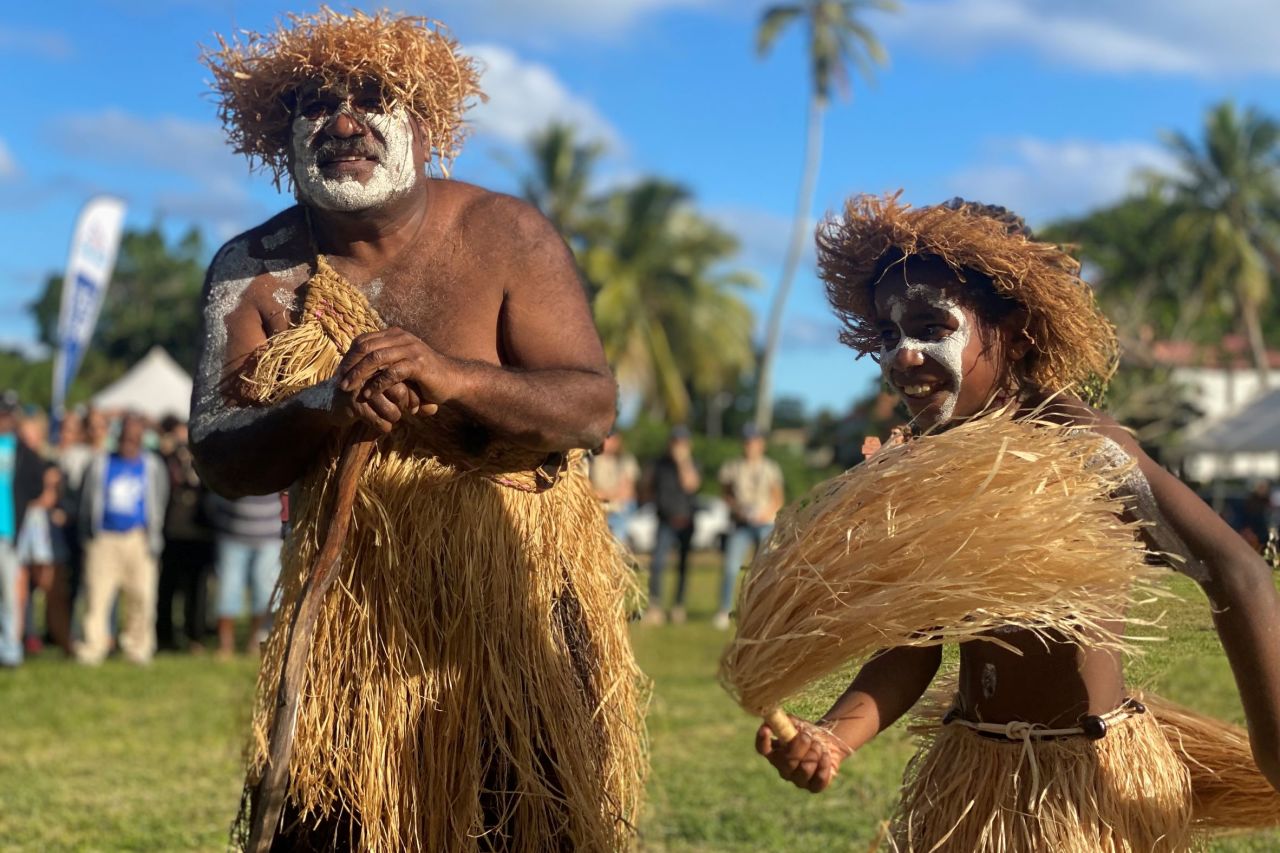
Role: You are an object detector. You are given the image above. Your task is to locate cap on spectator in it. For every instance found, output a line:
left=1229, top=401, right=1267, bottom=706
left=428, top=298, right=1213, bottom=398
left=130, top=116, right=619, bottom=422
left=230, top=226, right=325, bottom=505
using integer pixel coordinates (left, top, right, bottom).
left=670, top=424, right=691, bottom=441
left=0, top=390, right=19, bottom=415
left=742, top=422, right=765, bottom=440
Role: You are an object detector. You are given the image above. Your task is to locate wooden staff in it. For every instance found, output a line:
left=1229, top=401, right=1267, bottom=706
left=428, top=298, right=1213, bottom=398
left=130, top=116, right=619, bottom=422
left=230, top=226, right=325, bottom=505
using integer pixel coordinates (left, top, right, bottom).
left=246, top=432, right=376, bottom=851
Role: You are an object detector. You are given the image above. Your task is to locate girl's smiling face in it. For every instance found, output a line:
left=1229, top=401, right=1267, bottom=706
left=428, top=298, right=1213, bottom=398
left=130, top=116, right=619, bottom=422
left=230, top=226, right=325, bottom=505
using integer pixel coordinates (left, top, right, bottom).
left=872, top=256, right=1018, bottom=428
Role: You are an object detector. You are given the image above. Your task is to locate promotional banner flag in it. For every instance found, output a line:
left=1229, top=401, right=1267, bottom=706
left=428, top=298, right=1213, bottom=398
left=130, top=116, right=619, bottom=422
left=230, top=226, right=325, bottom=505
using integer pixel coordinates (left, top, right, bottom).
left=51, top=196, right=126, bottom=420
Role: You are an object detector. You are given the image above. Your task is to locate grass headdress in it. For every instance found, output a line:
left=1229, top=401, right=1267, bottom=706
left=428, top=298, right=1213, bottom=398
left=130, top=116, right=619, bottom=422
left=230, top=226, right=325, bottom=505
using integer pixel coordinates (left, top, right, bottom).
left=202, top=7, right=484, bottom=186
left=818, top=193, right=1118, bottom=404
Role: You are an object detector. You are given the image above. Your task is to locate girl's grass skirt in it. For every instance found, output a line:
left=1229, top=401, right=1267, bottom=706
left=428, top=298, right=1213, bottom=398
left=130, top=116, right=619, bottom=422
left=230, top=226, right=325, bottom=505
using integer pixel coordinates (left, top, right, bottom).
left=891, top=695, right=1280, bottom=852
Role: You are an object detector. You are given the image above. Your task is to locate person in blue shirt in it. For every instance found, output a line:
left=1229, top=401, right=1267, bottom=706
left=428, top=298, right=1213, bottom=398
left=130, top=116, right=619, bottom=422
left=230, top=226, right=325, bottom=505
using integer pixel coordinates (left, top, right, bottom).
left=75, top=413, right=168, bottom=665
left=0, top=393, right=46, bottom=667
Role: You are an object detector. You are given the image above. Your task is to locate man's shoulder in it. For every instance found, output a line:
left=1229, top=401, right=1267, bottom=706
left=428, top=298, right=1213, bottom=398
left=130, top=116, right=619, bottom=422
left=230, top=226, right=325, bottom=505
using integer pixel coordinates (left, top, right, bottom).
left=207, top=208, right=309, bottom=281
left=442, top=180, right=559, bottom=244
left=205, top=208, right=312, bottom=313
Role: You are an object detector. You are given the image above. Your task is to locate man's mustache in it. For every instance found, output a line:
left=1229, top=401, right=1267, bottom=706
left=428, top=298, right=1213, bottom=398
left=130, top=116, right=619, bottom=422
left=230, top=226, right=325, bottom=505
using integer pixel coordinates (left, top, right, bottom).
left=313, top=137, right=384, bottom=162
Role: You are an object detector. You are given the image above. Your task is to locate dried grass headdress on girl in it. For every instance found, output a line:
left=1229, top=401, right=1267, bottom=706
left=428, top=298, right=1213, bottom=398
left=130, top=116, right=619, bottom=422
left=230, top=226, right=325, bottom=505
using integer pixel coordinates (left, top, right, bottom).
left=817, top=193, right=1119, bottom=404
left=202, top=7, right=485, bottom=186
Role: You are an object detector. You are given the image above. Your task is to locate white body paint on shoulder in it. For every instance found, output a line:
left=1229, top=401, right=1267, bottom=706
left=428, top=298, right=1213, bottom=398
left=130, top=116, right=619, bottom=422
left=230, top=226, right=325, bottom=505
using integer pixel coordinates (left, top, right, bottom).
left=1089, top=434, right=1211, bottom=584
left=290, top=108, right=418, bottom=212
left=190, top=228, right=321, bottom=444
left=272, top=288, right=298, bottom=312
left=881, top=285, right=972, bottom=424
left=261, top=224, right=295, bottom=252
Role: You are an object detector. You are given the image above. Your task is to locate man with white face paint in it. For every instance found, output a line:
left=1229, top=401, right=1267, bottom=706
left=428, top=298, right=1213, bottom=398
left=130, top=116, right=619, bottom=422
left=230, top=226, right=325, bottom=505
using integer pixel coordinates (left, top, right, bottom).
left=197, top=10, right=646, bottom=851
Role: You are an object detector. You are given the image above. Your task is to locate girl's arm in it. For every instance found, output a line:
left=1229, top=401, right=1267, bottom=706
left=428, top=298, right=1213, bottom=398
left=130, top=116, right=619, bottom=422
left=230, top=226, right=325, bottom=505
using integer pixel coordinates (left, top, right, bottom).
left=755, top=644, right=942, bottom=793
left=1081, top=409, right=1280, bottom=790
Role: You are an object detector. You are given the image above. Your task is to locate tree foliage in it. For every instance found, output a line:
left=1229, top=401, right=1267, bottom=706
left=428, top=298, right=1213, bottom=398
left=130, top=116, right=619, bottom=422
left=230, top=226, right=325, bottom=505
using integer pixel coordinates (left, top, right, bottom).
left=521, top=127, right=757, bottom=424
left=12, top=225, right=208, bottom=409
left=752, top=0, right=897, bottom=431
left=29, top=225, right=208, bottom=376
left=1043, top=100, right=1280, bottom=444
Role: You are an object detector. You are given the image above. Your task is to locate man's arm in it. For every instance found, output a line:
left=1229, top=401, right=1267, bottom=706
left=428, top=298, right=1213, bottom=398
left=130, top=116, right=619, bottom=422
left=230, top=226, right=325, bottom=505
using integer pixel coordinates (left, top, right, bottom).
left=719, top=462, right=738, bottom=515
left=764, top=462, right=785, bottom=522
left=188, top=238, right=344, bottom=498
left=341, top=197, right=616, bottom=453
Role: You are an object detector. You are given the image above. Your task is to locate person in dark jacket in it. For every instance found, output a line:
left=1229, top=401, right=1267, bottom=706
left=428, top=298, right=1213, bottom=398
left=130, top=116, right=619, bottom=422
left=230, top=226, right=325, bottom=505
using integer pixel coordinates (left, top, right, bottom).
left=0, top=392, right=46, bottom=667
left=156, top=417, right=215, bottom=653
left=642, top=425, right=701, bottom=625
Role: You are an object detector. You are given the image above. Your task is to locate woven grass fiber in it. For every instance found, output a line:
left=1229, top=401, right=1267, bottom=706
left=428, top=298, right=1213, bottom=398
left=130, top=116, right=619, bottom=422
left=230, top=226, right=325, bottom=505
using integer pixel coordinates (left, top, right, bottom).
left=720, top=411, right=1162, bottom=720
left=233, top=257, right=648, bottom=851
left=1147, top=695, right=1280, bottom=832
left=892, top=703, right=1194, bottom=852
left=203, top=7, right=484, bottom=186
left=817, top=193, right=1117, bottom=405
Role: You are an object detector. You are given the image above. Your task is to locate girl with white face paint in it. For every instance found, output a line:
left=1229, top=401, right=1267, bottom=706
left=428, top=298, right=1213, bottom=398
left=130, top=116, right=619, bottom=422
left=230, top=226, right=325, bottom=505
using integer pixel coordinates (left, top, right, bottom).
left=751, top=194, right=1280, bottom=852
left=870, top=254, right=1021, bottom=430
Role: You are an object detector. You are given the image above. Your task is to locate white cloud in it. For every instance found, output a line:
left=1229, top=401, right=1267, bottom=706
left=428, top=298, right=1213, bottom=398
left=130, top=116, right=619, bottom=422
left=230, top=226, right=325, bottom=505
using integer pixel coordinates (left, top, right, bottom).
left=886, top=0, right=1280, bottom=77
left=0, top=25, right=73, bottom=61
left=466, top=44, right=620, bottom=148
left=708, top=205, right=816, bottom=273
left=430, top=0, right=719, bottom=39
left=46, top=110, right=266, bottom=237
left=48, top=110, right=235, bottom=179
left=0, top=138, right=16, bottom=180
left=946, top=137, right=1178, bottom=224
left=782, top=314, right=842, bottom=349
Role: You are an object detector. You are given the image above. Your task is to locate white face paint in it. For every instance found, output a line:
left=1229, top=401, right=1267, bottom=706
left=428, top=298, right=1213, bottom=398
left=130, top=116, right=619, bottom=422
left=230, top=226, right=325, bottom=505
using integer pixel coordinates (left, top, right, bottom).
left=879, top=283, right=972, bottom=425
left=290, top=106, right=419, bottom=212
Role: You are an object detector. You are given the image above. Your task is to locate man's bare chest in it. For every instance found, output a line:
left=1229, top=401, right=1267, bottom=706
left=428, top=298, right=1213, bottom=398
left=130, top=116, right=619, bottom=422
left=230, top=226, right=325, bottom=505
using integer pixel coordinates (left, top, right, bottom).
left=266, top=252, right=501, bottom=360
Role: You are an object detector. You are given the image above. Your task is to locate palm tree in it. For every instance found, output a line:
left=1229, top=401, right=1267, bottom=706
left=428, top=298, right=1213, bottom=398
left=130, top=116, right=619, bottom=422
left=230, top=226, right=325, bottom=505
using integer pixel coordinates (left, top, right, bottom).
left=752, top=0, right=898, bottom=431
left=580, top=180, right=756, bottom=422
left=519, top=122, right=605, bottom=250
left=1158, top=101, right=1280, bottom=384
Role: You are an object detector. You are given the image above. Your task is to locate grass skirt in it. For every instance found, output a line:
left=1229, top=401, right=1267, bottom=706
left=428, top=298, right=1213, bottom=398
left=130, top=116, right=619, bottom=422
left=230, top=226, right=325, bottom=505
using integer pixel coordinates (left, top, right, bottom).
left=891, top=704, right=1194, bottom=852
left=233, top=258, right=648, bottom=850
left=891, top=695, right=1280, bottom=852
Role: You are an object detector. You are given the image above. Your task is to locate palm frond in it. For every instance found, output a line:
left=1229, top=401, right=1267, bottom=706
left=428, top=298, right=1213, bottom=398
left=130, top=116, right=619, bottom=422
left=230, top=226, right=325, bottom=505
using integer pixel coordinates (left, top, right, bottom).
left=756, top=5, right=804, bottom=57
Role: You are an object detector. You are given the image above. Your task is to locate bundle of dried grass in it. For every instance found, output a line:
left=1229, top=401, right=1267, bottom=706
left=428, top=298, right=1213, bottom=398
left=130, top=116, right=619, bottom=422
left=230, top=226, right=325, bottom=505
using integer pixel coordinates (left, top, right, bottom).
left=891, top=709, right=1195, bottom=852
left=1146, top=695, right=1280, bottom=832
left=817, top=193, right=1117, bottom=404
left=720, top=412, right=1160, bottom=721
left=202, top=7, right=484, bottom=185
left=231, top=259, right=648, bottom=851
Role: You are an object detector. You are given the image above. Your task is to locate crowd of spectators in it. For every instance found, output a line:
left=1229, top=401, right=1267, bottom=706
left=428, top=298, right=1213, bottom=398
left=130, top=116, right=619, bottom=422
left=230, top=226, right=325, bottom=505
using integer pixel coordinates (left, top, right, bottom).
left=590, top=424, right=786, bottom=630
left=0, top=392, right=284, bottom=668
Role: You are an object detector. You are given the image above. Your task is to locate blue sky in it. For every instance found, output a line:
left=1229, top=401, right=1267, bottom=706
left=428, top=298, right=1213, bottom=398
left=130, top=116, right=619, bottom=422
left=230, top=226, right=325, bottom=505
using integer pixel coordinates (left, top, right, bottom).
left=3, top=0, right=1279, bottom=415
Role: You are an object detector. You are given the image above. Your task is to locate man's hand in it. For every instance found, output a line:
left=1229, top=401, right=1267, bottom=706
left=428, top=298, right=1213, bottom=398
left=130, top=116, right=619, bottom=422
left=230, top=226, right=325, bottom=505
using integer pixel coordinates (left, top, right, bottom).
left=755, top=715, right=853, bottom=793
left=336, top=328, right=455, bottom=432
left=333, top=379, right=431, bottom=434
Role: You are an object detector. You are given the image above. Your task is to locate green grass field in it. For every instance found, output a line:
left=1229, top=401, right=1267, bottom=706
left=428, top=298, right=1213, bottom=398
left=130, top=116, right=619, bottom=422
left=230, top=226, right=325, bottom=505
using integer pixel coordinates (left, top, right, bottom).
left=1, top=555, right=1277, bottom=851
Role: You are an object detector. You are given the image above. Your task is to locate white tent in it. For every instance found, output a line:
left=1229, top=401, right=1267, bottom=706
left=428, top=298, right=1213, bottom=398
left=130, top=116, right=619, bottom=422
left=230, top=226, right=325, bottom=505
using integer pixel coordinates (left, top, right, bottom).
left=92, top=346, right=192, bottom=421
left=1186, top=387, right=1280, bottom=454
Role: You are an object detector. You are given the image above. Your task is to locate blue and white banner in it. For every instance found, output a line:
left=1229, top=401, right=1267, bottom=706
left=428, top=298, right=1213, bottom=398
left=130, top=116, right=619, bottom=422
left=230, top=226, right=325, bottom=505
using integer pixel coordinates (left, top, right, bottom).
left=51, top=196, right=126, bottom=419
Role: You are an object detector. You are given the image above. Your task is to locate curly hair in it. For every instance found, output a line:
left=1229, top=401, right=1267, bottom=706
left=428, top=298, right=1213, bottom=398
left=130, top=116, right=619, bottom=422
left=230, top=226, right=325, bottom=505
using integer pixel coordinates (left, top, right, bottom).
left=202, top=7, right=484, bottom=187
left=817, top=193, right=1118, bottom=404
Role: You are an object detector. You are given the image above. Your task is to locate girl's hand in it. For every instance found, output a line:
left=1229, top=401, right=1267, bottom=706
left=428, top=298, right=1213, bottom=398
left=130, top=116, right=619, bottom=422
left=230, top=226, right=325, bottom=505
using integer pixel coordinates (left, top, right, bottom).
left=755, top=715, right=853, bottom=793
